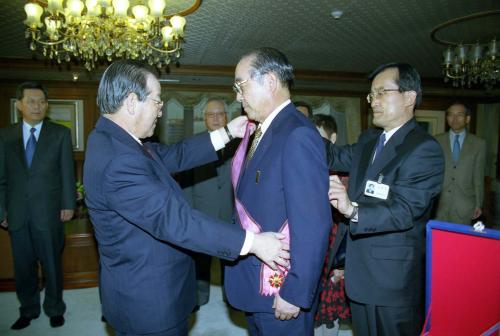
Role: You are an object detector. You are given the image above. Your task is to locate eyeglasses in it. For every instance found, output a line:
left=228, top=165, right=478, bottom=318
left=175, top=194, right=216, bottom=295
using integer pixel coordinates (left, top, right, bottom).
left=205, top=112, right=226, bottom=120
left=232, top=79, right=249, bottom=95
left=366, top=89, right=400, bottom=103
left=147, top=97, right=164, bottom=108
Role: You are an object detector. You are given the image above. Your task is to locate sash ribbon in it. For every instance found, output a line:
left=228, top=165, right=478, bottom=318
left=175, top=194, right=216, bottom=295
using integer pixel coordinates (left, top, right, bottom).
left=231, top=122, right=290, bottom=296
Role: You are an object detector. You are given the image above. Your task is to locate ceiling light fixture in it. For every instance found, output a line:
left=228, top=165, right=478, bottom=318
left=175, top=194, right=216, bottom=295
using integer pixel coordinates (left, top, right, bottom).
left=431, top=10, right=500, bottom=89
left=23, top=0, right=201, bottom=71
left=331, top=10, right=343, bottom=20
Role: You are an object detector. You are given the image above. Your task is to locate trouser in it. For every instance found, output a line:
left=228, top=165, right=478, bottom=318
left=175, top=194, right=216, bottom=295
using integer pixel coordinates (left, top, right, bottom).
left=349, top=299, right=423, bottom=336
left=115, top=318, right=188, bottom=336
left=10, top=220, right=66, bottom=318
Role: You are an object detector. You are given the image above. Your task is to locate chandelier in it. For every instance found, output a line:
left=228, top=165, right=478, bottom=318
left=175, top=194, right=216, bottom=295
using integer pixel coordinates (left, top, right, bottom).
left=23, top=0, right=201, bottom=70
left=431, top=10, right=500, bottom=89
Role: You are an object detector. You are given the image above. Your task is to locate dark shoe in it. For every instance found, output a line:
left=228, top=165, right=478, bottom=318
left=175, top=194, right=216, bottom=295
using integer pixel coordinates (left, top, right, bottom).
left=11, top=315, right=38, bottom=330
left=50, top=315, right=65, bottom=328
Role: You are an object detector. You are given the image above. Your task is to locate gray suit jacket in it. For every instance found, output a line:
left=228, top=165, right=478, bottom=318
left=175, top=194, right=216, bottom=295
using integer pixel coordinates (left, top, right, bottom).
left=0, top=121, right=75, bottom=231
left=181, top=141, right=237, bottom=222
left=434, top=131, right=486, bottom=224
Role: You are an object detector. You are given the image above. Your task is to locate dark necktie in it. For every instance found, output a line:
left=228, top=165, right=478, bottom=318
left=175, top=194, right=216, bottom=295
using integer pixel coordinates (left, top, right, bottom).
left=25, top=127, right=37, bottom=167
left=452, top=134, right=460, bottom=164
left=247, top=126, right=263, bottom=160
left=143, top=145, right=154, bottom=159
left=372, top=132, right=386, bottom=163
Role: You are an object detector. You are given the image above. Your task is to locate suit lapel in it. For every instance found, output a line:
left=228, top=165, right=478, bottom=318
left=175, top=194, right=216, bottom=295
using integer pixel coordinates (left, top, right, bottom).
left=30, top=121, right=53, bottom=170
left=245, top=128, right=273, bottom=173
left=440, top=134, right=453, bottom=163
left=460, top=133, right=473, bottom=162
left=11, top=123, right=28, bottom=169
left=97, top=118, right=180, bottom=191
left=352, top=134, right=379, bottom=195
left=367, top=135, right=398, bottom=177
left=354, top=119, right=418, bottom=199
left=143, top=142, right=163, bottom=166
left=238, top=107, right=291, bottom=195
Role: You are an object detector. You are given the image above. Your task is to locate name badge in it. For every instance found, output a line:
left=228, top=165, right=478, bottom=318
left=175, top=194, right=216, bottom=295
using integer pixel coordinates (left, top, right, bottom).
left=364, top=180, right=389, bottom=199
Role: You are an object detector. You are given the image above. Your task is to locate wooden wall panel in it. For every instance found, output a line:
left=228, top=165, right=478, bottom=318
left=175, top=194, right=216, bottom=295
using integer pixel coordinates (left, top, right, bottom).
left=0, top=219, right=99, bottom=291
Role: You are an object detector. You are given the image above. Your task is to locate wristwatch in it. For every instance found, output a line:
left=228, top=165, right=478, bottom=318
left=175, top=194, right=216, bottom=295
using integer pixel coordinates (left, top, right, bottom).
left=346, top=202, right=359, bottom=222
left=224, top=125, right=234, bottom=141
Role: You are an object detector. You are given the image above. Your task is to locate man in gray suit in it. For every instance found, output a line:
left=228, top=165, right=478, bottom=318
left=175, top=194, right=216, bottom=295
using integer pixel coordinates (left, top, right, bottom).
left=0, top=82, right=75, bottom=330
left=434, top=102, right=486, bottom=225
left=182, top=98, right=237, bottom=307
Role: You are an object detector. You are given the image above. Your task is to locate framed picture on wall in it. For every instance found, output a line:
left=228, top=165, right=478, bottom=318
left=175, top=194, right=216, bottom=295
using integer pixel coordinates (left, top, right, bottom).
left=10, top=98, right=85, bottom=151
left=368, top=109, right=445, bottom=136
left=415, top=110, right=446, bottom=135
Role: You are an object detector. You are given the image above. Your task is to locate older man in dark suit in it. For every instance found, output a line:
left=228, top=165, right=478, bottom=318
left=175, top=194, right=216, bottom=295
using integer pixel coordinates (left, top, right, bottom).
left=0, top=81, right=75, bottom=330
left=327, top=63, right=444, bottom=335
left=224, top=47, right=332, bottom=336
left=83, top=60, right=289, bottom=336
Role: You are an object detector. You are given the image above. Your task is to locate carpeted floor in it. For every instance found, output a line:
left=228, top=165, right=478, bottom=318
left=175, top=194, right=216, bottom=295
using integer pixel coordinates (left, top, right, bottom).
left=0, top=258, right=248, bottom=336
left=0, top=257, right=356, bottom=336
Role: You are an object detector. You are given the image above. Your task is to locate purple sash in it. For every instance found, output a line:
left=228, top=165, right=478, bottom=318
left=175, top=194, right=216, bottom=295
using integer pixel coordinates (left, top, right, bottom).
left=231, top=122, right=290, bottom=296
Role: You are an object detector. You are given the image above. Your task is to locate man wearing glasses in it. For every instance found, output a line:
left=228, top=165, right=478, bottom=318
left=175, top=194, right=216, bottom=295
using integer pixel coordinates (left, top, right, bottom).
left=225, top=47, right=332, bottom=335
left=326, top=63, right=444, bottom=335
left=84, top=60, right=290, bottom=336
left=182, top=98, right=238, bottom=308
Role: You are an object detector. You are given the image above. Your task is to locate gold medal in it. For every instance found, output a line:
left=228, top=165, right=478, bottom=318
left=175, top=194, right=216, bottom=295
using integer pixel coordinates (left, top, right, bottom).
left=268, top=272, right=284, bottom=288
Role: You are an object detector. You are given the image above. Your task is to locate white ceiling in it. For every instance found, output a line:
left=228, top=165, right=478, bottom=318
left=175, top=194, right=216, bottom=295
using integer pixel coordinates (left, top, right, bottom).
left=0, top=0, right=499, bottom=90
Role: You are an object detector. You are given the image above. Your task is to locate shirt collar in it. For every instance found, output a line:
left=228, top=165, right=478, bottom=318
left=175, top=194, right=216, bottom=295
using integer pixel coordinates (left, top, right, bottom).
left=450, top=129, right=466, bottom=140
left=127, top=130, right=143, bottom=145
left=23, top=120, right=43, bottom=132
left=259, top=99, right=291, bottom=135
left=381, top=124, right=403, bottom=144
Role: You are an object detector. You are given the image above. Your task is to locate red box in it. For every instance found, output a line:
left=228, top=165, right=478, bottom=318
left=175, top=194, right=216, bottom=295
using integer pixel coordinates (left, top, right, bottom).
left=423, top=220, right=500, bottom=335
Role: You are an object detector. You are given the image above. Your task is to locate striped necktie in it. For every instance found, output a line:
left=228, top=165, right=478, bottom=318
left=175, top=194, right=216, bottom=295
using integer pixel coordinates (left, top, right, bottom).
left=247, top=126, right=263, bottom=160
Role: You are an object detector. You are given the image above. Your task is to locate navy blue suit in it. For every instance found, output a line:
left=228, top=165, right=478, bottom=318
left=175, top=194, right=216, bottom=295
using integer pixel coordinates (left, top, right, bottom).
left=326, top=118, right=444, bottom=335
left=84, top=117, right=246, bottom=334
left=225, top=104, right=332, bottom=334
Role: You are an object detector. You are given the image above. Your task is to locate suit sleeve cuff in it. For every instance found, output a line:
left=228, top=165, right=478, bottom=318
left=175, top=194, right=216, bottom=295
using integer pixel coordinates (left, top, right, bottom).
left=240, top=231, right=255, bottom=255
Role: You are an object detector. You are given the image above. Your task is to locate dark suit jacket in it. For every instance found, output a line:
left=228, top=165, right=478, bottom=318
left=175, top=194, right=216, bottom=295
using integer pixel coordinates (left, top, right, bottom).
left=326, top=118, right=444, bottom=307
left=83, top=117, right=246, bottom=334
left=225, top=103, right=332, bottom=312
left=0, top=121, right=75, bottom=230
